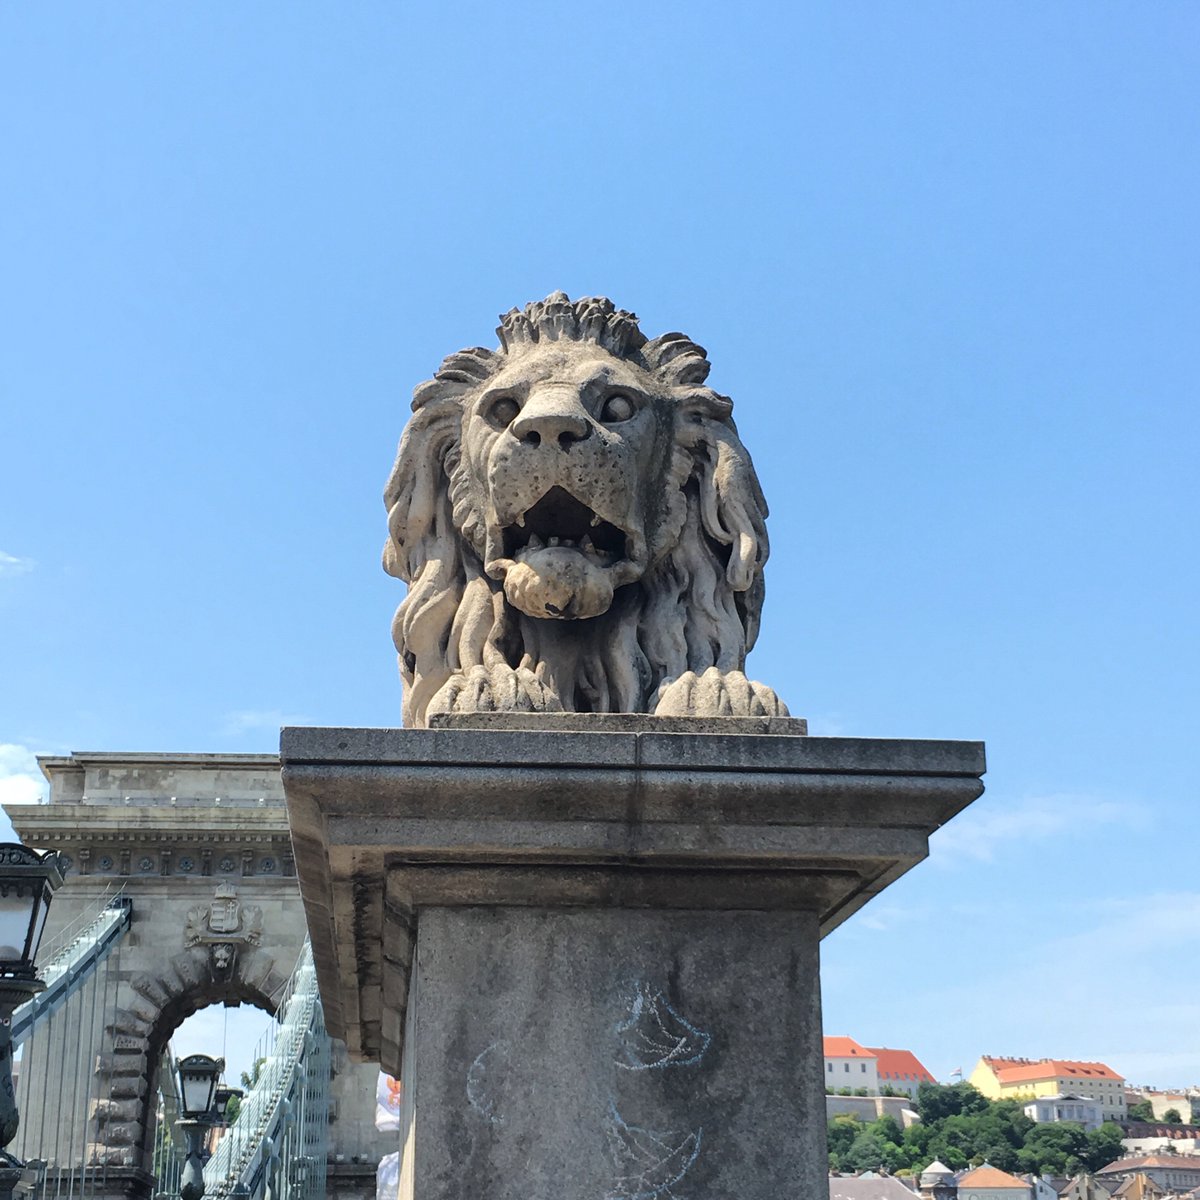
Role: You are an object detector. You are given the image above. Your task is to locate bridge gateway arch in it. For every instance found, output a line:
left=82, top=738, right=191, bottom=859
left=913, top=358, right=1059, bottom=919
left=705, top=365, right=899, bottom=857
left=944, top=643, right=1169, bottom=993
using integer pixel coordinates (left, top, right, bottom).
left=4, top=751, right=393, bottom=1200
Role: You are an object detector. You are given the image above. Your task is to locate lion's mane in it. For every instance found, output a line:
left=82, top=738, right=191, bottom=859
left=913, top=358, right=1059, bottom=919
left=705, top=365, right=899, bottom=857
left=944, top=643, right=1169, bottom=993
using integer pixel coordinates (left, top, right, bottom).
left=383, top=293, right=770, bottom=727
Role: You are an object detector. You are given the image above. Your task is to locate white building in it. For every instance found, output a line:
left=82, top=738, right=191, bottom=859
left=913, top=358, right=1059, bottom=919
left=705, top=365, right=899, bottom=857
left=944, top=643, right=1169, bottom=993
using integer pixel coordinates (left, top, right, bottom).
left=825, top=1037, right=879, bottom=1093
left=1023, top=1093, right=1105, bottom=1131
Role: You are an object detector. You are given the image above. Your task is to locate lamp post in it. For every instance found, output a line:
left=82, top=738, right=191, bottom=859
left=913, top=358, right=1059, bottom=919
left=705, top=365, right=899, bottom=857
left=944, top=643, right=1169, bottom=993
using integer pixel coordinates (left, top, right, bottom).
left=176, top=1054, right=224, bottom=1200
left=212, top=1085, right=243, bottom=1126
left=0, top=844, right=65, bottom=1175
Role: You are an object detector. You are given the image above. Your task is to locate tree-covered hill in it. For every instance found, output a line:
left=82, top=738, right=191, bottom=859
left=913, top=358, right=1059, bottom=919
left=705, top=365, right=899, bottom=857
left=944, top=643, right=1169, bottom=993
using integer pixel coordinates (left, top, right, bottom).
left=828, top=1083, right=1126, bottom=1177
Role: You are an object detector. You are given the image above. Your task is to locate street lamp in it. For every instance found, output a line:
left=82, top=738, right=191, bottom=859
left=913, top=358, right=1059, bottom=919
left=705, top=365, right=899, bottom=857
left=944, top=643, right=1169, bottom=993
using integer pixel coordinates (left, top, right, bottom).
left=0, top=844, right=65, bottom=1170
left=213, top=1085, right=243, bottom=1125
left=176, top=1054, right=224, bottom=1200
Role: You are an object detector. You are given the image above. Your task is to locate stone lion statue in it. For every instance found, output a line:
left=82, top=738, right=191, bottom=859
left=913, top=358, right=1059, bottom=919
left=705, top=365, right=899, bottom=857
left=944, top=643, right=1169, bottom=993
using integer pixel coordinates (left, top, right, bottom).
left=383, top=293, right=788, bottom=726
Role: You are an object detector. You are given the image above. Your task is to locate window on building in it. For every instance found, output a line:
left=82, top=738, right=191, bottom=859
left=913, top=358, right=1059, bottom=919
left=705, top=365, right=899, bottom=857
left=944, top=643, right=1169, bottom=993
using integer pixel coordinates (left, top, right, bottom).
left=861, top=1064, right=867, bottom=1073
left=844, top=1064, right=849, bottom=1073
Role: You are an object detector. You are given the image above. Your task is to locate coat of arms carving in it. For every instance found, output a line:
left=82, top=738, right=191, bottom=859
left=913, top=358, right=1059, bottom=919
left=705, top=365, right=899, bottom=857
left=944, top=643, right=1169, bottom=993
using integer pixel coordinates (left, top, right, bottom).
left=184, top=883, right=264, bottom=978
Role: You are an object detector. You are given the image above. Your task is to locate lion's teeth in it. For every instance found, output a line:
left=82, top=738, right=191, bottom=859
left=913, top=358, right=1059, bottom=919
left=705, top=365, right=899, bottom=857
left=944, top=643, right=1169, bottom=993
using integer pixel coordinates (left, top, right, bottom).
left=527, top=534, right=544, bottom=551
left=515, top=513, right=526, bottom=528
left=548, top=537, right=560, bottom=547
left=590, top=513, right=602, bottom=527
left=580, top=535, right=595, bottom=556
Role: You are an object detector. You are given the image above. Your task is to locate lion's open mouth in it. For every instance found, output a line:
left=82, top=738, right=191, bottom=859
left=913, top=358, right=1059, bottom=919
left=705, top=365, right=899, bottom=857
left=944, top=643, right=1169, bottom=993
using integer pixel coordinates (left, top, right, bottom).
left=504, top=487, right=629, bottom=566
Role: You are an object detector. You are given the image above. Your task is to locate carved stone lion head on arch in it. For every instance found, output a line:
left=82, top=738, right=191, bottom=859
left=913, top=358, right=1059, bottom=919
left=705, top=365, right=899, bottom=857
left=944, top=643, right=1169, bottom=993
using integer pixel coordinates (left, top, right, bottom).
left=383, top=293, right=787, bottom=726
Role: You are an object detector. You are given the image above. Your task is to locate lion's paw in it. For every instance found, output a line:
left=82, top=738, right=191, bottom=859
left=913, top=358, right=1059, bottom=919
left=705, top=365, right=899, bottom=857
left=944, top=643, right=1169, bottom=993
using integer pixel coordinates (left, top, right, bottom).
left=652, top=668, right=790, bottom=719
left=426, top=665, right=564, bottom=719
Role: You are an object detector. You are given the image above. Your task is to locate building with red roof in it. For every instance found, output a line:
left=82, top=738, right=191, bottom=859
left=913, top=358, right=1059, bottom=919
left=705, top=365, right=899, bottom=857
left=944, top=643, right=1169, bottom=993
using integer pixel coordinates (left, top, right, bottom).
left=823, top=1038, right=935, bottom=1099
left=1098, top=1156, right=1200, bottom=1194
left=968, top=1057, right=1126, bottom=1121
left=956, top=1164, right=1032, bottom=1198
left=868, top=1046, right=936, bottom=1100
left=824, top=1037, right=878, bottom=1093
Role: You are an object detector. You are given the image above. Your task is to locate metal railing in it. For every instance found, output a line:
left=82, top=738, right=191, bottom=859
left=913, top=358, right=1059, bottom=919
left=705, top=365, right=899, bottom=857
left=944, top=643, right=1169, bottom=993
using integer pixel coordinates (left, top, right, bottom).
left=9, top=889, right=135, bottom=1196
left=10, top=893, right=132, bottom=1045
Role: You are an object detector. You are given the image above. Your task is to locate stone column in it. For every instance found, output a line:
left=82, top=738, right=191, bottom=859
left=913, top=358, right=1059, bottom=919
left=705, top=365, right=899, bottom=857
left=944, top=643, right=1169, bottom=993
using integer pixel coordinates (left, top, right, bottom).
left=281, top=716, right=984, bottom=1200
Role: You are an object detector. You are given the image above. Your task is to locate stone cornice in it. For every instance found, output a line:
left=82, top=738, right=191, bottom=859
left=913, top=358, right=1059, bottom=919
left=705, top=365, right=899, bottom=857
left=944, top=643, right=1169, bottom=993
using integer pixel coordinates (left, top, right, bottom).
left=37, top=751, right=280, bottom=776
left=281, top=724, right=986, bottom=1069
left=6, top=804, right=290, bottom=843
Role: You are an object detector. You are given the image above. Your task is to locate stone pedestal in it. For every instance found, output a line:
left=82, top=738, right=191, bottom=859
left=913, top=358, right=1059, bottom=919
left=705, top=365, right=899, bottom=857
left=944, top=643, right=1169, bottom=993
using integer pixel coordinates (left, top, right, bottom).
left=281, top=717, right=984, bottom=1200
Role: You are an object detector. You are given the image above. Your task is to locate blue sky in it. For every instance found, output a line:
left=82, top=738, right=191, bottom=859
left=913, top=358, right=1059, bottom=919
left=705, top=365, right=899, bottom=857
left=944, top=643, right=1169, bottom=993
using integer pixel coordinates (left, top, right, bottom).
left=2, top=4, right=1198, bottom=1089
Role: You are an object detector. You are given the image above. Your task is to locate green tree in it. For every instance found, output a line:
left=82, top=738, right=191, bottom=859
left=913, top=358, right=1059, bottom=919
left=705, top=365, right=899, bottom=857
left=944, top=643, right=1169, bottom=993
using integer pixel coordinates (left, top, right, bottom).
left=873, top=1115, right=903, bottom=1146
left=844, top=1130, right=899, bottom=1173
left=917, top=1082, right=989, bottom=1122
left=1164, top=1108, right=1183, bottom=1124
left=1082, top=1123, right=1125, bottom=1173
left=986, top=1143, right=1019, bottom=1172
left=1018, top=1122, right=1088, bottom=1175
left=1127, top=1100, right=1154, bottom=1122
left=828, top=1115, right=861, bottom=1167
left=831, top=1085, right=1122, bottom=1179
left=873, top=1087, right=1088, bottom=1177
left=224, top=1093, right=241, bottom=1124
left=241, top=1057, right=267, bottom=1090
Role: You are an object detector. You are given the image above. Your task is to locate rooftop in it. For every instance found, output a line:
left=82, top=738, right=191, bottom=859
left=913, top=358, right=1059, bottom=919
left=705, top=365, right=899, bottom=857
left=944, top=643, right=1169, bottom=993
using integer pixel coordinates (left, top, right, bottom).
left=957, top=1164, right=1029, bottom=1189
left=825, top=1037, right=877, bottom=1059
left=1099, top=1157, right=1200, bottom=1176
left=996, top=1060, right=1124, bottom=1085
left=870, top=1047, right=935, bottom=1083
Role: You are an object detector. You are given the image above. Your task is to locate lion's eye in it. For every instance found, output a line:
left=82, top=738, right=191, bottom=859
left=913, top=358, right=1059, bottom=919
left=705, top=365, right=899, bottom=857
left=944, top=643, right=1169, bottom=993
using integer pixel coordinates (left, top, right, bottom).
left=488, top=396, right=520, bottom=427
left=601, top=394, right=635, bottom=423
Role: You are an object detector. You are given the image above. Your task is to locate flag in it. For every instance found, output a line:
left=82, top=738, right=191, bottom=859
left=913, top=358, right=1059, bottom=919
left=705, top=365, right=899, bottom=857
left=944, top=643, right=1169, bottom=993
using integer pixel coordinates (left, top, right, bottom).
left=950, top=1067, right=963, bottom=1079
left=376, top=1072, right=403, bottom=1131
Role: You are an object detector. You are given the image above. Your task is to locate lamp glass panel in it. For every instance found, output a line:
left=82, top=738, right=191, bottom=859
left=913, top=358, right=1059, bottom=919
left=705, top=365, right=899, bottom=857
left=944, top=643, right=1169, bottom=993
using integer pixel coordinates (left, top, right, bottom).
left=0, top=890, right=35, bottom=963
left=27, top=885, right=51, bottom=962
left=179, top=1064, right=219, bottom=1116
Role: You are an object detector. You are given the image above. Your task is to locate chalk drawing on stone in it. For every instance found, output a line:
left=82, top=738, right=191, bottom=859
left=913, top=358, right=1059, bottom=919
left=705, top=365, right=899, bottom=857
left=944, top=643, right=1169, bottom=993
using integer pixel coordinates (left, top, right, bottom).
left=615, top=984, right=710, bottom=1072
left=466, top=1039, right=509, bottom=1126
left=604, top=1101, right=702, bottom=1200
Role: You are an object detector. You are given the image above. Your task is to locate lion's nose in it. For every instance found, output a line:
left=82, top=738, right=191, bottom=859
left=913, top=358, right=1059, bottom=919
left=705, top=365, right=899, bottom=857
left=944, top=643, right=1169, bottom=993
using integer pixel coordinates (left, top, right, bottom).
left=512, top=391, right=593, bottom=449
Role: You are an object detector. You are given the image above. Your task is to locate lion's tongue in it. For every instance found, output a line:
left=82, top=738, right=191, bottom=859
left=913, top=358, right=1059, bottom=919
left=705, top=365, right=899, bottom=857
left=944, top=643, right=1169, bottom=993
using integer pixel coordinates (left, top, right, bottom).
left=503, top=547, right=615, bottom=621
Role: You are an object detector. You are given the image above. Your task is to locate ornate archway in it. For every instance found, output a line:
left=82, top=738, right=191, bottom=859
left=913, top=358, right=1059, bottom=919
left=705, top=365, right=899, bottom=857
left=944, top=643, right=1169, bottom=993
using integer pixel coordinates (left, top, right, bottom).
left=6, top=751, right=392, bottom=1200
left=95, top=882, right=288, bottom=1168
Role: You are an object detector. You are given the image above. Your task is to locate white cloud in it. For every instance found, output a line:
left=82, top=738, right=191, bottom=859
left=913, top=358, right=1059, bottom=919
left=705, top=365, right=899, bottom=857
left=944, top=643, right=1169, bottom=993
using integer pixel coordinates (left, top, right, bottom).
left=853, top=903, right=929, bottom=933
left=0, top=744, right=46, bottom=806
left=932, top=792, right=1146, bottom=863
left=0, top=551, right=34, bottom=578
left=1038, top=890, right=1200, bottom=965
left=221, top=709, right=309, bottom=737
left=913, top=891, right=1200, bottom=1087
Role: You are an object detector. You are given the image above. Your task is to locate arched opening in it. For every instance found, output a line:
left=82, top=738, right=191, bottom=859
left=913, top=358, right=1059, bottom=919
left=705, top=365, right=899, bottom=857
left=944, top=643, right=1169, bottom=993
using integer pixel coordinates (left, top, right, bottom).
left=169, top=998, right=280, bottom=1092
left=139, top=980, right=281, bottom=1175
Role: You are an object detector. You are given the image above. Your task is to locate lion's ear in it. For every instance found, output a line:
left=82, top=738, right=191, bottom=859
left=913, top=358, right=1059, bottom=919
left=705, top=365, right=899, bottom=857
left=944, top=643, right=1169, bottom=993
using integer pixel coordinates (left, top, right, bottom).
left=382, top=400, right=461, bottom=582
left=696, top=421, right=768, bottom=593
